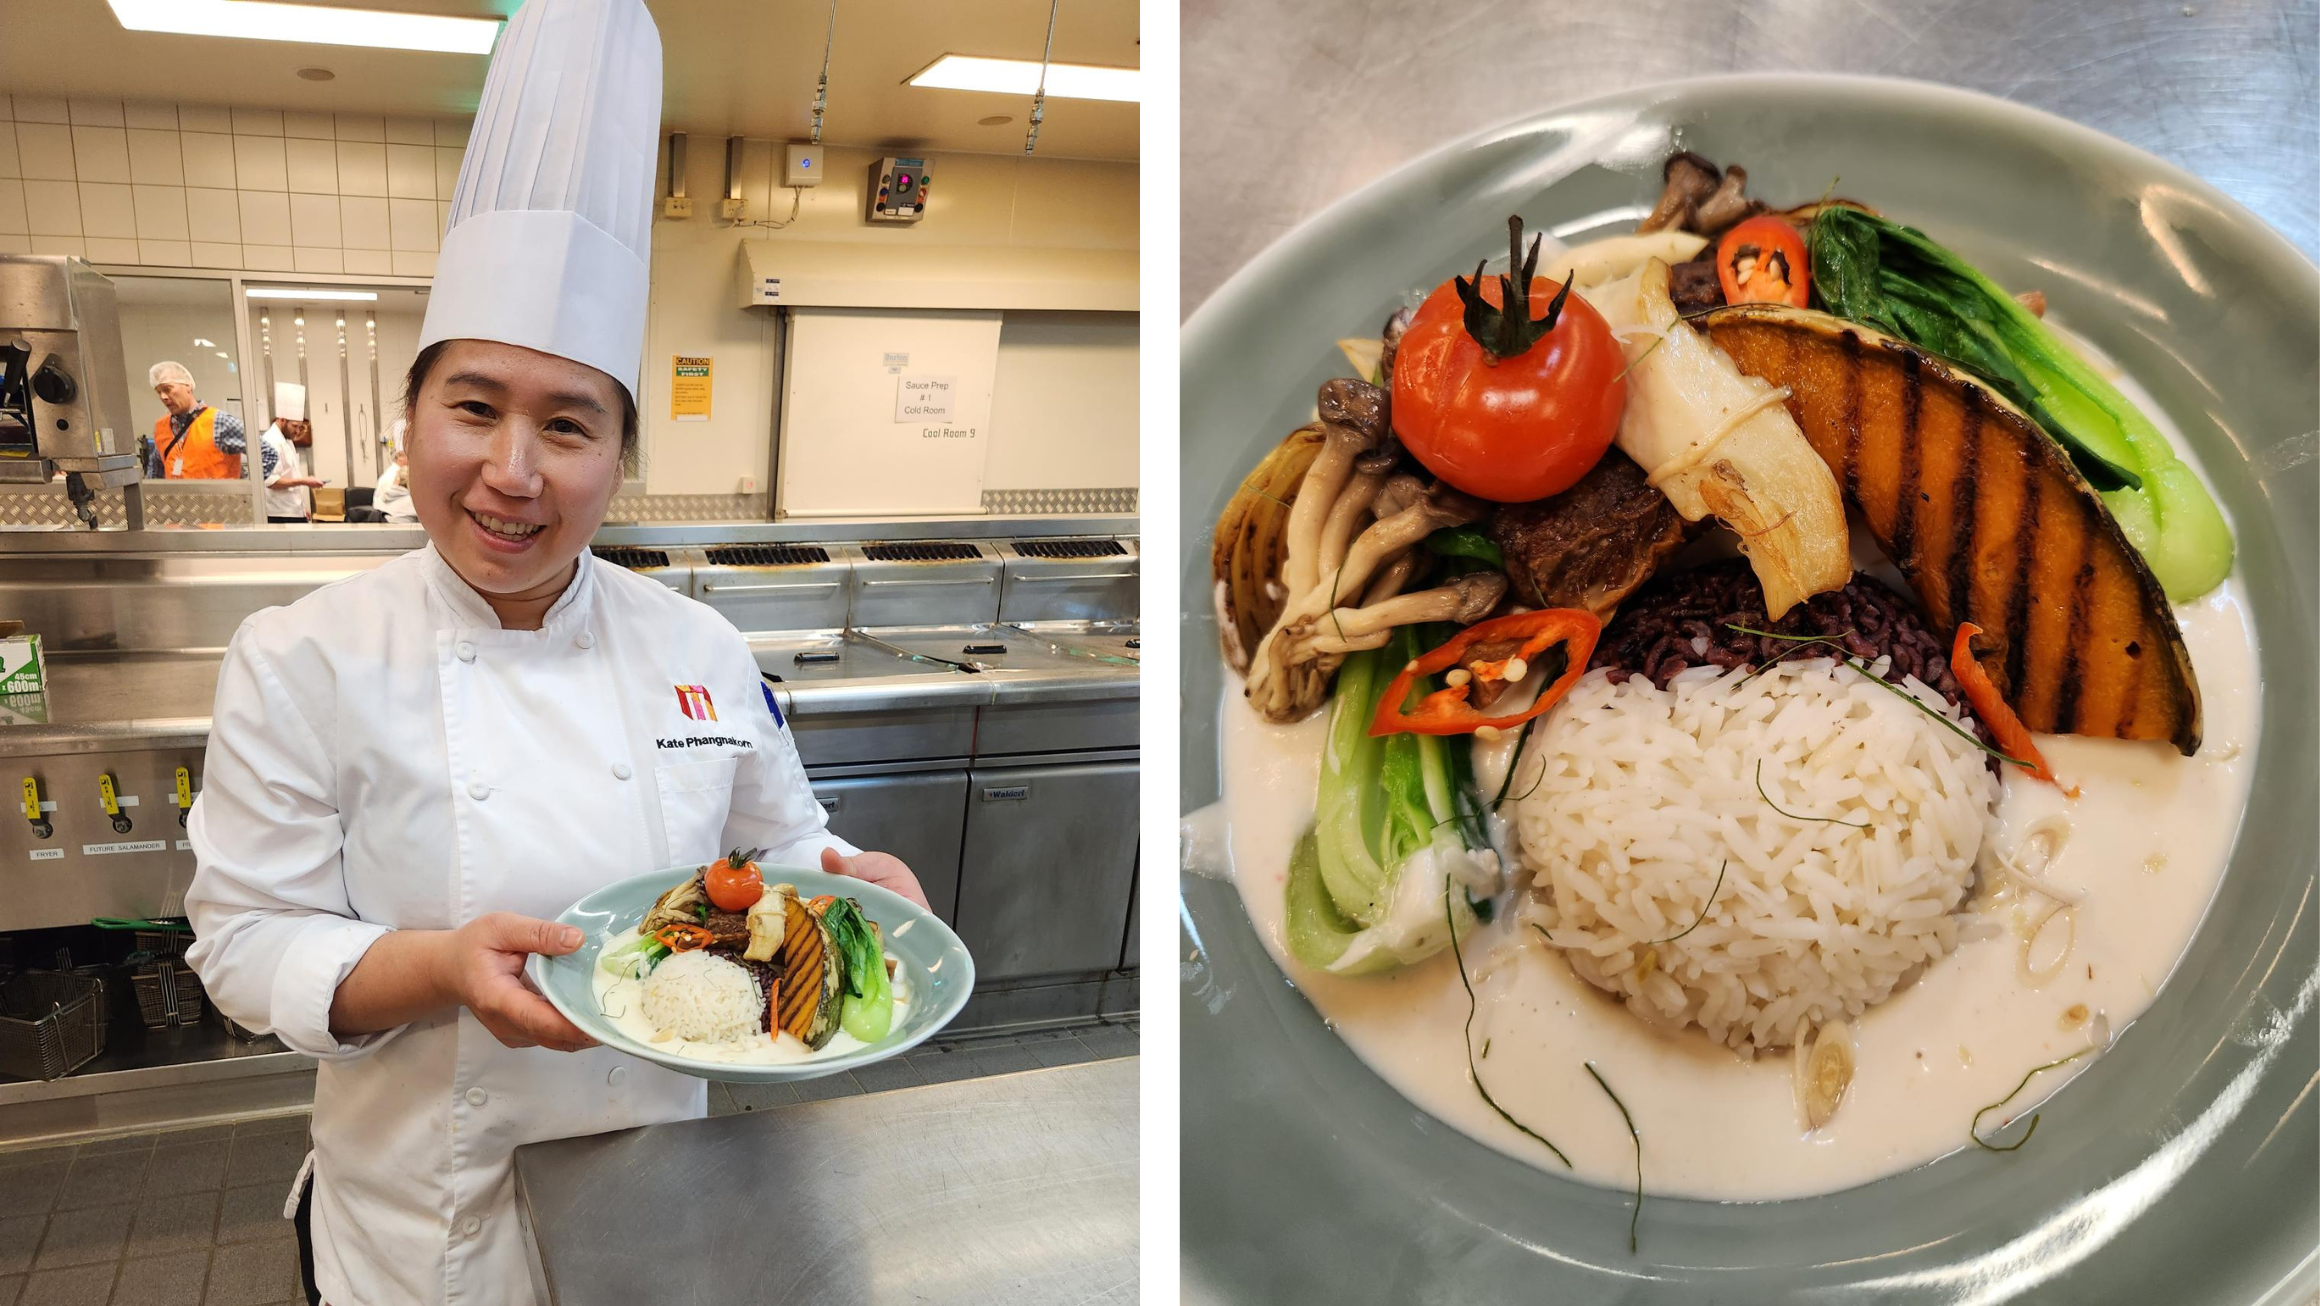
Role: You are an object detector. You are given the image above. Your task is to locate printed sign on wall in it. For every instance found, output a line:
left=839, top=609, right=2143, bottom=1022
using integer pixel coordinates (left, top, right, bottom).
left=670, top=355, right=713, bottom=422
left=895, top=375, right=956, bottom=423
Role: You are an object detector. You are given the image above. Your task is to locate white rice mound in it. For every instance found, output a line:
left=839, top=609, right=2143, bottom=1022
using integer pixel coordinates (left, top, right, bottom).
left=640, top=949, right=762, bottom=1044
left=1514, top=658, right=1999, bottom=1053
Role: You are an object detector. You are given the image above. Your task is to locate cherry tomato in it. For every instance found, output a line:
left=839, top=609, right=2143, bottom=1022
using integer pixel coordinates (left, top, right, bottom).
left=1391, top=221, right=1627, bottom=503
left=705, top=856, right=763, bottom=911
left=1716, top=215, right=1810, bottom=307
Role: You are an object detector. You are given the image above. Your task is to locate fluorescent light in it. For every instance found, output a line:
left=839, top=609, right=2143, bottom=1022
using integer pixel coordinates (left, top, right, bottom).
left=907, top=55, right=1141, bottom=103
left=108, top=0, right=499, bottom=55
left=245, top=288, right=378, bottom=301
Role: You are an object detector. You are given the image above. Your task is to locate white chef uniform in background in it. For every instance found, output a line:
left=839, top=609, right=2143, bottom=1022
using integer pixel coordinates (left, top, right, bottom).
left=181, top=4, right=835, bottom=1302
left=261, top=381, right=312, bottom=521
left=374, top=418, right=418, bottom=523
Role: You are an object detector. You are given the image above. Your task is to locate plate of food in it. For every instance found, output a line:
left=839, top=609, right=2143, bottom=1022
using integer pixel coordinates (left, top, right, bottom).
left=1180, top=76, right=2315, bottom=1304
left=528, top=850, right=974, bottom=1082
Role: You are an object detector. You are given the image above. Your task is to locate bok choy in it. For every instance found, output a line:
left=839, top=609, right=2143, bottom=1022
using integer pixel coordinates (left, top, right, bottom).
left=1808, top=206, right=2232, bottom=600
left=821, top=897, right=894, bottom=1043
left=1287, top=625, right=1500, bottom=975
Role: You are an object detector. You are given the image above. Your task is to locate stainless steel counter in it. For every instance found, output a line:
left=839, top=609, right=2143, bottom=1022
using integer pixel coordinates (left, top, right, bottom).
left=1182, top=0, right=2318, bottom=313
left=513, top=1058, right=1138, bottom=1306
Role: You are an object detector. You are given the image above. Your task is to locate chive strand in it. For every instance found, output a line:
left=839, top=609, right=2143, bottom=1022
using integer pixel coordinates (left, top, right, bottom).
left=1641, top=860, right=1727, bottom=945
left=1584, top=1060, right=1643, bottom=1254
left=1447, top=885, right=1571, bottom=1167
left=1724, top=625, right=2038, bottom=771
left=1756, top=759, right=1874, bottom=831
left=1971, top=1048, right=2091, bottom=1152
left=1490, top=717, right=1539, bottom=809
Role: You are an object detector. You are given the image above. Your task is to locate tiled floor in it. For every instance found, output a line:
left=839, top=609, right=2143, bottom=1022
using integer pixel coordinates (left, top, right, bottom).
left=0, top=1017, right=1135, bottom=1306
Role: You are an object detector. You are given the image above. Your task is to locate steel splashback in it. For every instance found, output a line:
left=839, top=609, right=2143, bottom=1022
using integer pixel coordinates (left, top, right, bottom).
left=995, top=538, right=1139, bottom=624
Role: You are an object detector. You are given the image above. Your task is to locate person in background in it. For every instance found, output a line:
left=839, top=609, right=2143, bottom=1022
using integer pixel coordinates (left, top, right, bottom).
left=146, top=361, right=247, bottom=479
left=260, top=382, right=329, bottom=523
left=372, top=417, right=419, bottom=523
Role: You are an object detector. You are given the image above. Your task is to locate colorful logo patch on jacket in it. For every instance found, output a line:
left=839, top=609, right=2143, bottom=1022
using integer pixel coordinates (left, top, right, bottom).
left=674, top=684, right=717, bottom=721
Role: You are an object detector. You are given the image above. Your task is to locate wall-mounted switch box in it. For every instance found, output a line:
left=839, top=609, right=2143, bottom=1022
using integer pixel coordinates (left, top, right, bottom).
left=785, top=143, right=823, bottom=188
left=868, top=156, right=930, bottom=224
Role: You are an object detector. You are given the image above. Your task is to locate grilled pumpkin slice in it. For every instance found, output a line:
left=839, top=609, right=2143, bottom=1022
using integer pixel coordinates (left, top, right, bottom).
left=776, top=896, right=845, bottom=1049
left=1698, top=304, right=2199, bottom=754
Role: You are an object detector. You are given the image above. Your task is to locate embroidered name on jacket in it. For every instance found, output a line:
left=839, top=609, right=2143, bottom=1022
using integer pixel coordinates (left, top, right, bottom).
left=656, top=734, right=756, bottom=751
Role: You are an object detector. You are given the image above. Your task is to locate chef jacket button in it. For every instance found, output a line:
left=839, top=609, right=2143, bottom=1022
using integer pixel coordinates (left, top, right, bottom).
left=467, top=782, right=489, bottom=802
left=461, top=1215, right=482, bottom=1238
left=456, top=641, right=476, bottom=663
left=465, top=1087, right=487, bottom=1106
left=576, top=631, right=596, bottom=649
left=608, top=1066, right=627, bottom=1086
left=611, top=763, right=632, bottom=781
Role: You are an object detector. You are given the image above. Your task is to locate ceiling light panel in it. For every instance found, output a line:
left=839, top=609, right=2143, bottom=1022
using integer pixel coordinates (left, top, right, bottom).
left=107, top=0, right=500, bottom=55
left=906, top=55, right=1141, bottom=103
left=245, top=288, right=379, bottom=301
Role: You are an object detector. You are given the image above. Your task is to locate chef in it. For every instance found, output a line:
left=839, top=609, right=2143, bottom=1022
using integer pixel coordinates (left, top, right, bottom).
left=373, top=418, right=419, bottom=523
left=259, top=382, right=328, bottom=522
left=183, top=3, right=927, bottom=1304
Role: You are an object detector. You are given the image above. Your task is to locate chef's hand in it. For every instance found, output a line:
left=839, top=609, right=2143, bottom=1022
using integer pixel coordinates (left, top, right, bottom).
left=821, top=847, right=930, bottom=912
left=441, top=913, right=599, bottom=1053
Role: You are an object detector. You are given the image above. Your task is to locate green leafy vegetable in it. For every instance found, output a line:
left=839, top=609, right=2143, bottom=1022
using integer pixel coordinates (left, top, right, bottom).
left=1808, top=207, right=2233, bottom=600
left=1423, top=525, right=1506, bottom=571
left=822, top=898, right=893, bottom=1043
left=1288, top=626, right=1498, bottom=975
left=599, top=933, right=670, bottom=980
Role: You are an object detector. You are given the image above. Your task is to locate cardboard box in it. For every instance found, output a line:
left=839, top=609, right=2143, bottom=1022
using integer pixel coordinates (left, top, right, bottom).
left=0, top=630, right=41, bottom=696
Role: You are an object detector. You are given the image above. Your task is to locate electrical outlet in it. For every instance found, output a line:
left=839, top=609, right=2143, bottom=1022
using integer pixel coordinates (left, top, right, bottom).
left=660, top=195, right=693, bottom=220
left=718, top=197, right=746, bottom=221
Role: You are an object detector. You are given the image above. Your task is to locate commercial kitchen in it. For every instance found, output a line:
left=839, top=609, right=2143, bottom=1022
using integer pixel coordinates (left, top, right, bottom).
left=0, top=2, right=1139, bottom=1302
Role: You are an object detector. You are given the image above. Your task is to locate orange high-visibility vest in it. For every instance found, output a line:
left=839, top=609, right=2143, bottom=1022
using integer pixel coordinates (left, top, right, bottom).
left=153, top=407, right=242, bottom=479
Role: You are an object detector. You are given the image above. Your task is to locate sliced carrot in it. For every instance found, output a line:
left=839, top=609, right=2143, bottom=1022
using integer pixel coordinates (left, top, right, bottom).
left=1952, top=623, right=2076, bottom=796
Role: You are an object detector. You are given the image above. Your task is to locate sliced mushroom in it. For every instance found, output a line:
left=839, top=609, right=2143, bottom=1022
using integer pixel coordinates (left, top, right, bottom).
left=1281, top=419, right=1380, bottom=599
left=1317, top=376, right=1391, bottom=441
left=1638, top=151, right=1720, bottom=234
left=1292, top=572, right=1509, bottom=657
left=1689, top=163, right=1764, bottom=235
left=1246, top=475, right=1491, bottom=722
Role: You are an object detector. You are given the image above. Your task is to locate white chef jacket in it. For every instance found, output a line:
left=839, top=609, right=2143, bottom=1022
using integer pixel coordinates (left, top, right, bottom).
left=185, top=543, right=852, bottom=1306
left=374, top=463, right=418, bottom=523
left=260, top=423, right=310, bottom=520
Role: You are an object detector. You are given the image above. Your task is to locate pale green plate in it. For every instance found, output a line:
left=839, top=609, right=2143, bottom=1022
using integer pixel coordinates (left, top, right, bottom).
left=1180, top=75, right=2317, bottom=1304
left=527, top=865, right=974, bottom=1083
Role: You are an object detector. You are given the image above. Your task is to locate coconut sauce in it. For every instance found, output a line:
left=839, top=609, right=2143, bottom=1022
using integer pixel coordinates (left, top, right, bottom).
left=1211, top=358, right=2261, bottom=1201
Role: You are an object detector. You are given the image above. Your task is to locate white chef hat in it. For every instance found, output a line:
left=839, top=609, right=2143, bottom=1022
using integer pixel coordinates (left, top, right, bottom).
left=273, top=382, right=306, bottom=422
left=149, top=361, right=193, bottom=389
left=417, top=0, right=662, bottom=398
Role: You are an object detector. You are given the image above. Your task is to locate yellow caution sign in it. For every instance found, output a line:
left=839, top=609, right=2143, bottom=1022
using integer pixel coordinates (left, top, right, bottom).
left=20, top=776, right=38, bottom=822
left=98, top=773, right=121, bottom=817
left=174, top=767, right=193, bottom=810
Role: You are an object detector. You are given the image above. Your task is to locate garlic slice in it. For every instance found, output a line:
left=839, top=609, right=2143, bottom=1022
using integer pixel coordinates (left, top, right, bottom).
left=1800, top=1020, right=1856, bottom=1130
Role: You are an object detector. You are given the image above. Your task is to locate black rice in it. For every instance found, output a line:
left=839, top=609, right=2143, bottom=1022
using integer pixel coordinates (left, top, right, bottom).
left=1591, top=559, right=1976, bottom=721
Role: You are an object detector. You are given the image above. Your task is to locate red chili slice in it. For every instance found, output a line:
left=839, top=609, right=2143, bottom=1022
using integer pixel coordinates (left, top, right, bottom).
left=1368, top=608, right=1602, bottom=737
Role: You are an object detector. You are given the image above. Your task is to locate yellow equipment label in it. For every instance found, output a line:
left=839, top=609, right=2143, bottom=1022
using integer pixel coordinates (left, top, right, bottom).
left=98, top=773, right=120, bottom=816
left=20, top=777, right=38, bottom=821
left=175, top=767, right=193, bottom=809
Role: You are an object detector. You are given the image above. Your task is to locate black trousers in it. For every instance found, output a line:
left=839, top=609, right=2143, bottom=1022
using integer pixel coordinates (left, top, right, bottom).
left=293, top=1178, right=323, bottom=1305
left=268, top=515, right=310, bottom=524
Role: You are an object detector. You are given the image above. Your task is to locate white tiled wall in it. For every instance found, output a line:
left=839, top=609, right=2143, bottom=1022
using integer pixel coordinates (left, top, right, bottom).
left=0, top=94, right=468, bottom=278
